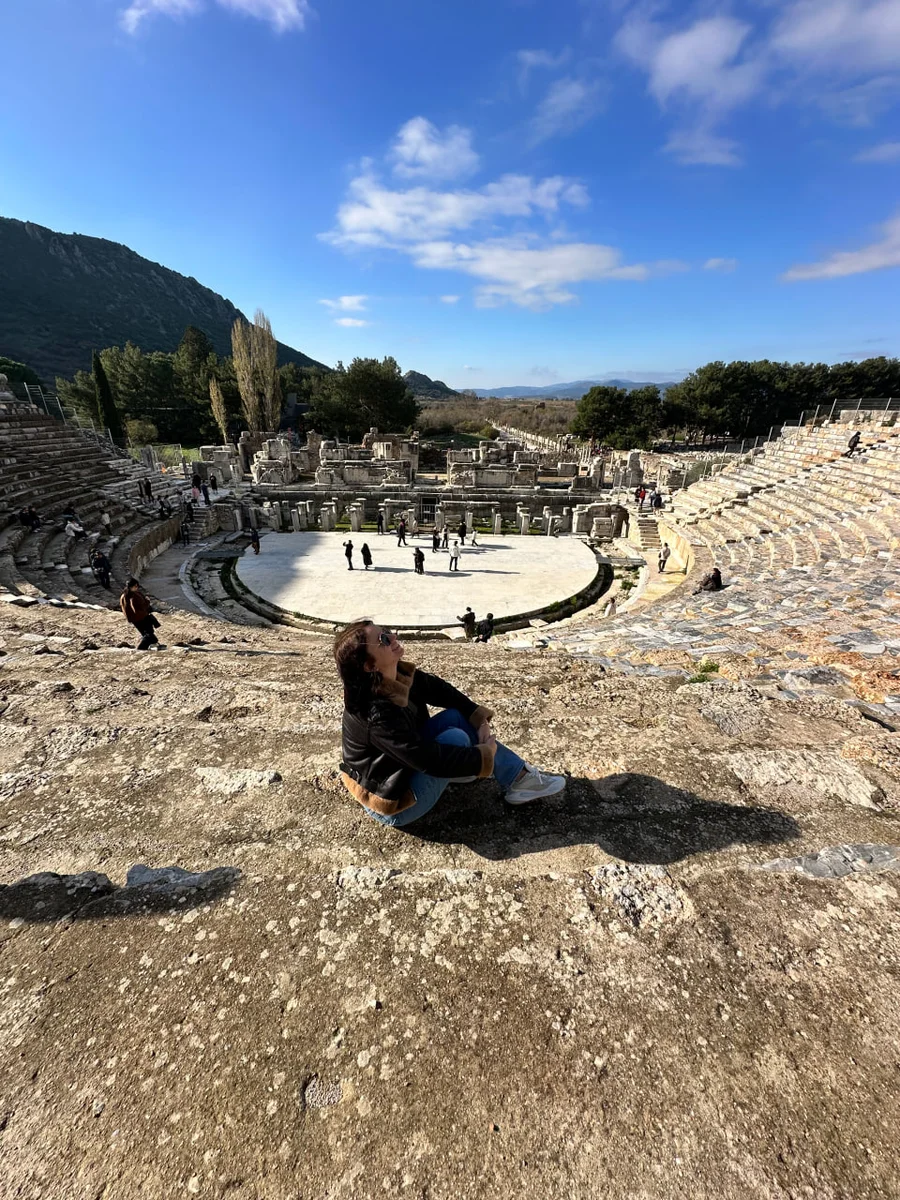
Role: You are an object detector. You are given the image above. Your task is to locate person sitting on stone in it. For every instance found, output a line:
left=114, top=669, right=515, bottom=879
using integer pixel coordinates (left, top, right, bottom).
left=65, top=517, right=87, bottom=540
left=158, top=498, right=173, bottom=520
left=476, top=613, right=495, bottom=643
left=333, top=619, right=566, bottom=827
left=694, top=567, right=723, bottom=593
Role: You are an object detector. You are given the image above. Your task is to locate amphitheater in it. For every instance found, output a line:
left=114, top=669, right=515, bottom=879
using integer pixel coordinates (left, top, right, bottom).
left=1, top=393, right=899, bottom=1200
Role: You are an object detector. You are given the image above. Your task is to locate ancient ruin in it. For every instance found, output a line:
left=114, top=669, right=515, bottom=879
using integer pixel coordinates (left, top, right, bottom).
left=2, top=392, right=900, bottom=1199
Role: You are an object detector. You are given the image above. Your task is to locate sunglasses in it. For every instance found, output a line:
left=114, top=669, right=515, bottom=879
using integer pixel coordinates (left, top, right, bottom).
left=377, top=628, right=395, bottom=647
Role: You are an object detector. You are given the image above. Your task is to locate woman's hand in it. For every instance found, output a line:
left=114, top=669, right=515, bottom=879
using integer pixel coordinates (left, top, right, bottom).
left=476, top=721, right=493, bottom=745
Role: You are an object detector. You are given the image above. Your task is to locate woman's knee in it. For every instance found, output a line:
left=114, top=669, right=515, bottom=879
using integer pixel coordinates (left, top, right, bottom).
left=434, top=727, right=471, bottom=748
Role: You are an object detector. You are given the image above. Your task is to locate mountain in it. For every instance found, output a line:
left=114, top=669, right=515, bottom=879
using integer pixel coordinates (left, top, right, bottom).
left=470, top=377, right=678, bottom=400
left=404, top=370, right=459, bottom=399
left=0, top=217, right=328, bottom=383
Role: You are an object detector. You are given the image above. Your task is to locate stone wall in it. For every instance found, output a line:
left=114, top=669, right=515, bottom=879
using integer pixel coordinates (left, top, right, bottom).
left=128, top=514, right=185, bottom=578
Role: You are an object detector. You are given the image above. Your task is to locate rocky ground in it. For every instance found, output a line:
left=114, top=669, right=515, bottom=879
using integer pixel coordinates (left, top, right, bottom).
left=1, top=600, right=899, bottom=1199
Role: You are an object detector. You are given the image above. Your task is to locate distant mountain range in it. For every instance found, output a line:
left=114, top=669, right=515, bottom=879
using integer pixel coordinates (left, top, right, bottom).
left=469, top=377, right=678, bottom=400
left=0, top=216, right=327, bottom=382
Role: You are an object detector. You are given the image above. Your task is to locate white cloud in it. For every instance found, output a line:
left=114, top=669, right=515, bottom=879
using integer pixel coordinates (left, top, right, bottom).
left=704, top=257, right=738, bottom=272
left=783, top=211, right=900, bottom=280
left=121, top=0, right=309, bottom=32
left=409, top=238, right=656, bottom=309
left=530, top=77, right=605, bottom=144
left=855, top=141, right=900, bottom=162
left=334, top=317, right=370, bottom=327
left=665, top=127, right=742, bottom=166
left=325, top=169, right=589, bottom=249
left=323, top=118, right=670, bottom=309
left=319, top=295, right=368, bottom=312
left=390, top=118, right=479, bottom=181
left=517, top=48, right=572, bottom=89
left=771, top=1, right=900, bottom=75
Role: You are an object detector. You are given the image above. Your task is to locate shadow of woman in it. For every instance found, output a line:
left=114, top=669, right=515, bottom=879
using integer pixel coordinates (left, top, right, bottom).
left=407, top=773, right=801, bottom=865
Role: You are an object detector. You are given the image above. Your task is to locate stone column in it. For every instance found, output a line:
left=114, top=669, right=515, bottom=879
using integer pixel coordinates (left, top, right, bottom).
left=290, top=507, right=301, bottom=533
left=466, top=509, right=474, bottom=532
left=559, top=507, right=572, bottom=533
left=493, top=512, right=502, bottom=536
left=518, top=510, right=531, bottom=536
left=350, top=505, right=363, bottom=532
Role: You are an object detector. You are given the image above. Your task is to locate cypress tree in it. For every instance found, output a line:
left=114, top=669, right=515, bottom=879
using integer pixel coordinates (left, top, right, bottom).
left=92, top=350, right=125, bottom=444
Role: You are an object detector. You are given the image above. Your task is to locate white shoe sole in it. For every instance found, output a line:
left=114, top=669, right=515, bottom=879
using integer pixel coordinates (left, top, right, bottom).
left=504, top=775, right=566, bottom=805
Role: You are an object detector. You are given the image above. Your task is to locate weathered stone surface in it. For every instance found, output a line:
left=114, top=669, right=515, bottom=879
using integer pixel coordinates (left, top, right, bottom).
left=0, top=870, right=115, bottom=920
left=759, top=843, right=900, bottom=878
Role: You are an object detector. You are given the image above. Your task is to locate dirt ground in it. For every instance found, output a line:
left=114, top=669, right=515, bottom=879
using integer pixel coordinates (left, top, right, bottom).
left=1, top=601, right=899, bottom=1200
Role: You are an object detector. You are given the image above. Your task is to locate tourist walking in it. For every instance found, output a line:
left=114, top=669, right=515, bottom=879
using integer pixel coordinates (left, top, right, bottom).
left=652, top=490, right=664, bottom=511
left=441, top=526, right=449, bottom=549
left=449, top=541, right=460, bottom=571
left=846, top=431, right=862, bottom=457
left=458, top=607, right=476, bottom=639
left=343, top=539, right=355, bottom=570
left=120, top=578, right=161, bottom=651
left=432, top=529, right=440, bottom=553
left=210, top=474, right=218, bottom=493
left=397, top=519, right=407, bottom=547
left=180, top=519, right=191, bottom=546
left=458, top=519, right=467, bottom=545
left=604, top=595, right=617, bottom=619
left=158, top=498, right=172, bottom=520
left=249, top=526, right=260, bottom=555
left=332, top=619, right=567, bottom=827
left=201, top=483, right=211, bottom=506
left=361, top=543, right=373, bottom=570
left=99, top=510, right=111, bottom=535
left=65, top=517, right=87, bottom=541
left=413, top=547, right=425, bottom=575
left=658, top=543, right=671, bottom=573
left=476, top=613, right=495, bottom=643
left=377, top=511, right=384, bottom=535
left=470, top=526, right=479, bottom=547
left=634, top=485, right=642, bottom=507
left=144, top=479, right=154, bottom=503
left=90, top=548, right=112, bottom=589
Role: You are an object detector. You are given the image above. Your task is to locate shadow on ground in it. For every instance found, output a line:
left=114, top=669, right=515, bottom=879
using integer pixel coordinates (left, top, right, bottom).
left=409, top=773, right=801, bottom=864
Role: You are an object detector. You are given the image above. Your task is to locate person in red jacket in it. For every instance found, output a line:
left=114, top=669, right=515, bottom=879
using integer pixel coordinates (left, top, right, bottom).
left=119, top=578, right=162, bottom=650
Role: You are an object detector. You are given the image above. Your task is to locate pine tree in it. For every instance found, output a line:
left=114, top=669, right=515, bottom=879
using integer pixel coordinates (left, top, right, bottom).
left=92, top=351, right=124, bottom=443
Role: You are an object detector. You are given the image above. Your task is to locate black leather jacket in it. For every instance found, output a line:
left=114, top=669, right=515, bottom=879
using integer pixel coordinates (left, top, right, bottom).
left=339, top=663, right=492, bottom=810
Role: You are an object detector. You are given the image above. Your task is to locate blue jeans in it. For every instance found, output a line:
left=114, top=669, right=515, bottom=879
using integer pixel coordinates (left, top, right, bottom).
left=364, top=708, right=526, bottom=828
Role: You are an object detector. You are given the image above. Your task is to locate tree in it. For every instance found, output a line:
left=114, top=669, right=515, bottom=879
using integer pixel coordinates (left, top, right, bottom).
left=0, top=356, right=42, bottom=387
left=92, top=351, right=124, bottom=443
left=252, top=309, right=281, bottom=431
left=57, top=370, right=101, bottom=426
left=231, top=317, right=260, bottom=433
left=308, top=357, right=419, bottom=440
left=125, top=418, right=159, bottom=445
left=209, top=376, right=229, bottom=443
left=570, top=385, right=660, bottom=448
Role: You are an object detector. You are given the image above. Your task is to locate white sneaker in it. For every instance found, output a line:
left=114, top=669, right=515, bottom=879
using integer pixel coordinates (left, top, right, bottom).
left=505, top=765, right=566, bottom=805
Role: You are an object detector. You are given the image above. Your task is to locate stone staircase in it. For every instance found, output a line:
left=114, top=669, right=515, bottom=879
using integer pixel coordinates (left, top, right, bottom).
left=506, top=416, right=900, bottom=716
left=0, top=401, right=195, bottom=607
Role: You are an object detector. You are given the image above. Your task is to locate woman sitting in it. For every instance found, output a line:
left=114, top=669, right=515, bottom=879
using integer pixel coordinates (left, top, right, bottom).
left=334, top=619, right=565, bottom=827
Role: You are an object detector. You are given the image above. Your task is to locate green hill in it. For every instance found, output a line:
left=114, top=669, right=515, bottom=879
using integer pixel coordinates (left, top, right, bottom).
left=403, top=370, right=459, bottom=399
left=0, top=217, right=327, bottom=383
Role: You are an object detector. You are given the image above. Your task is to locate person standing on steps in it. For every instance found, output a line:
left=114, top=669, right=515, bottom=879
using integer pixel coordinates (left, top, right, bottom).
left=377, top=511, right=384, bottom=536
left=343, top=539, right=355, bottom=570
left=210, top=474, right=218, bottom=493
left=458, top=519, right=467, bottom=545
left=397, top=519, right=407, bottom=547
left=476, top=613, right=494, bottom=643
left=458, top=607, right=476, bottom=640
left=846, top=431, right=862, bottom=457
left=441, top=526, right=449, bottom=550
left=361, top=543, right=373, bottom=570
left=90, top=548, right=112, bottom=589
left=658, top=543, right=671, bottom=573
left=120, top=578, right=162, bottom=651
left=432, top=529, right=440, bottom=553
left=249, top=526, right=260, bottom=555
left=652, top=490, right=664, bottom=511
left=413, top=547, right=425, bottom=575
left=449, top=541, right=460, bottom=571
left=201, top=482, right=211, bottom=506
left=333, top=619, right=567, bottom=827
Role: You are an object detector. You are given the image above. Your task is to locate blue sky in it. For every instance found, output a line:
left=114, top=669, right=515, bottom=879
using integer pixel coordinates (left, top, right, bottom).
left=3, top=0, right=900, bottom=387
